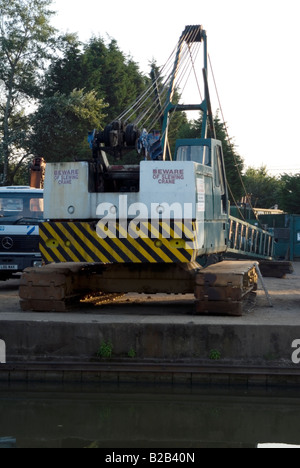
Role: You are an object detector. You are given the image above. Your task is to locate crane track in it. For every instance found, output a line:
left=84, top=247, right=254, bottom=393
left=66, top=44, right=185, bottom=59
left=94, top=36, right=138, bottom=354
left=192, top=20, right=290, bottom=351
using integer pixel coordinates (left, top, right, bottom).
left=20, top=261, right=259, bottom=314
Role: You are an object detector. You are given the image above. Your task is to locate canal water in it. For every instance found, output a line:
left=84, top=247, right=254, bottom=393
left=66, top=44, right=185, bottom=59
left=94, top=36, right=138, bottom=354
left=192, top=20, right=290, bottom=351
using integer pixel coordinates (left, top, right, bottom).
left=0, top=383, right=300, bottom=448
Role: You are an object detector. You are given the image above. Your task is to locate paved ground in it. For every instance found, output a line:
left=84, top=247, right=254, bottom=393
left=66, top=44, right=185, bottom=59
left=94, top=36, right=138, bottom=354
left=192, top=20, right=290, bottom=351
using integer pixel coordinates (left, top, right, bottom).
left=0, top=263, right=299, bottom=366
left=0, top=262, right=299, bottom=326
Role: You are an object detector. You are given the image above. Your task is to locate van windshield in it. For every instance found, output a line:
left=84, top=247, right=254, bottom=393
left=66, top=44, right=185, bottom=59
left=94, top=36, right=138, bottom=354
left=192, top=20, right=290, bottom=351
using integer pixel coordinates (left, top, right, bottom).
left=0, top=193, right=44, bottom=224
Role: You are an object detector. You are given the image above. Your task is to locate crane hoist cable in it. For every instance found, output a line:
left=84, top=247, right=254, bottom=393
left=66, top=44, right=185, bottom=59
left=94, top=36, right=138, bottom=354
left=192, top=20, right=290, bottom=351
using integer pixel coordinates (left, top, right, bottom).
left=159, top=44, right=202, bottom=143
left=188, top=43, right=203, bottom=102
left=115, top=38, right=179, bottom=124
left=208, top=53, right=263, bottom=226
left=96, top=25, right=209, bottom=161
left=156, top=38, right=202, bottom=125
left=147, top=36, right=201, bottom=125
left=114, top=25, right=203, bottom=132
left=146, top=27, right=205, bottom=150
left=151, top=41, right=202, bottom=144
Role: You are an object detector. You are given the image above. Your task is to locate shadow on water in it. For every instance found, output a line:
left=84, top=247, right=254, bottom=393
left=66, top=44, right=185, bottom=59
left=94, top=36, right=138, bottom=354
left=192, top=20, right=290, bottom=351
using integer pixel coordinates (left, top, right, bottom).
left=1, top=382, right=300, bottom=448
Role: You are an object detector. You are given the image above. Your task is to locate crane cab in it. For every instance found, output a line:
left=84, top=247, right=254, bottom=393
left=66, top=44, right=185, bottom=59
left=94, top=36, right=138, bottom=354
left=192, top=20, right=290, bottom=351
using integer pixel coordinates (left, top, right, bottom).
left=175, top=137, right=229, bottom=256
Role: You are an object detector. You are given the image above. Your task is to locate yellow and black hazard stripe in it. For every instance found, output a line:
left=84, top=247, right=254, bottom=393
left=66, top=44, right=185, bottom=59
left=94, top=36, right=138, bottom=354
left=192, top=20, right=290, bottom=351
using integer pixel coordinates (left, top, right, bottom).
left=39, top=221, right=199, bottom=264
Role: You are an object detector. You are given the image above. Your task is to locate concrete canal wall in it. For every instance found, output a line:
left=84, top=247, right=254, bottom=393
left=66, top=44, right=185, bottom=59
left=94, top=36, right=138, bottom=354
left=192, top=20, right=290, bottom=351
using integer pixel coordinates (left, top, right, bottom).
left=0, top=263, right=300, bottom=385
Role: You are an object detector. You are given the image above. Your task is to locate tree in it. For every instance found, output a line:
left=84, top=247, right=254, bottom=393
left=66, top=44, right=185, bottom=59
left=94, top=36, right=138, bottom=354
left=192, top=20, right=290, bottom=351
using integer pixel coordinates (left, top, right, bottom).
left=214, top=114, right=245, bottom=202
left=44, top=36, right=148, bottom=123
left=243, top=166, right=282, bottom=208
left=0, top=0, right=57, bottom=185
left=30, top=89, right=107, bottom=162
left=43, top=33, right=84, bottom=97
left=279, top=174, right=300, bottom=214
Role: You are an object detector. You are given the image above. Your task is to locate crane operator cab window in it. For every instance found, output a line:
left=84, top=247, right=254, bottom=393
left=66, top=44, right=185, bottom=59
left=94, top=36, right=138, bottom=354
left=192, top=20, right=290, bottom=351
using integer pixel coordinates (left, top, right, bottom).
left=176, top=145, right=211, bottom=165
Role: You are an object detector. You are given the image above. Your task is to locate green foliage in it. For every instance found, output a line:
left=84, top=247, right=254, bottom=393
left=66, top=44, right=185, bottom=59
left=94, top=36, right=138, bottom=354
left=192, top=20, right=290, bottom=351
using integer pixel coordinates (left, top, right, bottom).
left=30, top=89, right=107, bottom=161
left=41, top=41, right=188, bottom=162
left=209, top=349, right=221, bottom=361
left=243, top=166, right=282, bottom=208
left=44, top=35, right=148, bottom=122
left=168, top=93, right=189, bottom=155
left=43, top=33, right=84, bottom=97
left=1, top=5, right=150, bottom=180
left=0, top=0, right=57, bottom=184
left=97, top=341, right=113, bottom=359
left=8, top=160, right=30, bottom=185
left=0, top=0, right=56, bottom=97
left=279, top=174, right=300, bottom=214
left=128, top=348, right=137, bottom=359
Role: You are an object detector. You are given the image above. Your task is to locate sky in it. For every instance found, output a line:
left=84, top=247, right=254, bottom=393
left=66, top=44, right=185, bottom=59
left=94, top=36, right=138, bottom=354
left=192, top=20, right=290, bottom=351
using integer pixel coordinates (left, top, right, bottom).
left=51, top=0, right=300, bottom=175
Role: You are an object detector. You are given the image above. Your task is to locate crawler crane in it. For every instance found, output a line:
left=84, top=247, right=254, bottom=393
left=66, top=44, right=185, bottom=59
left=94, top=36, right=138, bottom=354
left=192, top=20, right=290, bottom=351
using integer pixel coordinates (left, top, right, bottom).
left=20, top=25, right=276, bottom=315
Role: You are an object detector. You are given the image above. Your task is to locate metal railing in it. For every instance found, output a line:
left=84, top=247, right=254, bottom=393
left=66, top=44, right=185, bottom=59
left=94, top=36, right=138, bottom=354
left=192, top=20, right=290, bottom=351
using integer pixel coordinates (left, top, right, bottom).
left=227, top=216, right=274, bottom=260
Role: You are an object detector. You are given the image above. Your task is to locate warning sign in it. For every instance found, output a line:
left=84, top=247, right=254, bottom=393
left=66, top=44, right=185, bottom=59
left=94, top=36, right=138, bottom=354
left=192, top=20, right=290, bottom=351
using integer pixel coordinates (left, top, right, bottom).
left=197, top=178, right=205, bottom=212
left=54, top=169, right=79, bottom=185
left=152, top=169, right=184, bottom=185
